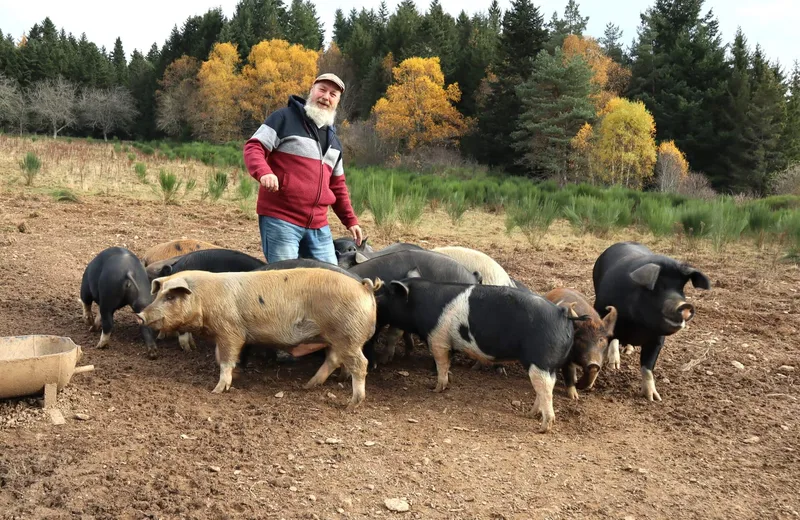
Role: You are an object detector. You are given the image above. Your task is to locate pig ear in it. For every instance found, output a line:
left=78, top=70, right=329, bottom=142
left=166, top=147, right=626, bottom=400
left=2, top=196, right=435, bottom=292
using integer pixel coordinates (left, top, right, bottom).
left=603, top=306, right=618, bottom=336
left=158, top=264, right=173, bottom=277
left=163, top=277, right=192, bottom=296
left=681, top=266, right=711, bottom=290
left=630, top=263, right=660, bottom=290
left=151, top=278, right=164, bottom=296
left=390, top=280, right=410, bottom=300
left=405, top=268, right=422, bottom=278
left=473, top=270, right=483, bottom=284
left=357, top=237, right=369, bottom=251
left=354, top=252, right=369, bottom=264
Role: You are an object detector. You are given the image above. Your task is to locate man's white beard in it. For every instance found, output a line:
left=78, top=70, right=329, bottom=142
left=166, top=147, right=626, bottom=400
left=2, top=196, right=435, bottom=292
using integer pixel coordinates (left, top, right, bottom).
left=304, top=101, right=337, bottom=128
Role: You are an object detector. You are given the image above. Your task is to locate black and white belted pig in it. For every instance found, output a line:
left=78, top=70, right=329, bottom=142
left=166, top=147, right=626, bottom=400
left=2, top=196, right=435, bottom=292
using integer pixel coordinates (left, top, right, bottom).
left=136, top=268, right=382, bottom=409
left=592, top=241, right=711, bottom=402
left=381, top=275, right=588, bottom=433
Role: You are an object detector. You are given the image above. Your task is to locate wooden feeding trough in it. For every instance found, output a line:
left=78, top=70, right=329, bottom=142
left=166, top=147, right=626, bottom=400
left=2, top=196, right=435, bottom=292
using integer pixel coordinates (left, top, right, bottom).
left=0, top=335, right=94, bottom=418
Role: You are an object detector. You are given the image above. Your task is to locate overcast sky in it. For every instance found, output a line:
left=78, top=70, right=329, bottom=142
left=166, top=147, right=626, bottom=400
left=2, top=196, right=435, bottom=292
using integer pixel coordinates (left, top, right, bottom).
left=2, top=0, right=798, bottom=72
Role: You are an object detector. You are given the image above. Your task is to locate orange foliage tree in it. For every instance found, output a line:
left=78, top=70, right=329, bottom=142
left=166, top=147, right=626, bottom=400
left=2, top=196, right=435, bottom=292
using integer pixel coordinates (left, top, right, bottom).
left=372, top=56, right=470, bottom=150
left=240, top=39, right=320, bottom=123
left=655, top=140, right=690, bottom=192
left=562, top=34, right=631, bottom=111
left=195, top=42, right=246, bottom=143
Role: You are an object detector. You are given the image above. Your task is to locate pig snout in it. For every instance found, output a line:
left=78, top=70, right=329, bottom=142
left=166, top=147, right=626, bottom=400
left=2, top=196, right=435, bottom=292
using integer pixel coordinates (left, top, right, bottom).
left=677, top=302, right=695, bottom=322
left=575, top=363, right=601, bottom=390
left=135, top=313, right=145, bottom=325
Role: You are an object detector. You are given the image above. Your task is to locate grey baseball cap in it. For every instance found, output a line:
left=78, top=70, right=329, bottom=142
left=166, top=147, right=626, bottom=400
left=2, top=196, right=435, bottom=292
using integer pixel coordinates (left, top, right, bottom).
left=314, top=73, right=345, bottom=93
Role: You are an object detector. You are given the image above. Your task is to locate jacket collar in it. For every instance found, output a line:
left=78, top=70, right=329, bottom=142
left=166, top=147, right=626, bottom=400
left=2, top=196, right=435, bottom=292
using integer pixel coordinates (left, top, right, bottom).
left=288, top=95, right=337, bottom=134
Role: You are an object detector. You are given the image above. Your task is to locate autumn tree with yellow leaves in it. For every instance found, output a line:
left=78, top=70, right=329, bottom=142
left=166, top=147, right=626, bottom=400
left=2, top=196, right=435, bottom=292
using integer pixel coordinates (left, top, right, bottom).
left=372, top=57, right=470, bottom=151
left=655, top=140, right=690, bottom=192
left=240, top=39, right=320, bottom=123
left=194, top=42, right=246, bottom=143
left=155, top=56, right=201, bottom=138
left=571, top=97, right=657, bottom=189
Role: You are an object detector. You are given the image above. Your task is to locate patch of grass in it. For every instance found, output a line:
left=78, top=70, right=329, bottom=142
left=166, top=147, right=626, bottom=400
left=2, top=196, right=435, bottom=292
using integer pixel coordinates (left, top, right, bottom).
left=155, top=169, right=182, bottom=205
left=445, top=191, right=470, bottom=226
left=134, top=163, right=147, bottom=184
left=206, top=171, right=229, bottom=201
left=635, top=198, right=678, bottom=236
left=708, top=198, right=749, bottom=252
left=505, top=191, right=560, bottom=246
left=367, top=176, right=397, bottom=231
left=19, top=152, right=42, bottom=186
left=51, top=188, right=80, bottom=203
left=237, top=175, right=256, bottom=200
left=397, top=186, right=427, bottom=229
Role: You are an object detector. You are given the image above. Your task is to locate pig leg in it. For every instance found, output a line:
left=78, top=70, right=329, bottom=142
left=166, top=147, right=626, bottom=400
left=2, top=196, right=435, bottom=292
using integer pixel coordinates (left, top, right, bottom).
left=212, top=334, right=245, bottom=393
left=640, top=337, right=664, bottom=402
left=607, top=339, right=620, bottom=370
left=139, top=325, right=158, bottom=360
left=96, top=310, right=114, bottom=349
left=80, top=299, right=94, bottom=327
left=401, top=332, right=415, bottom=357
left=562, top=363, right=579, bottom=400
left=304, top=348, right=342, bottom=389
left=340, top=350, right=369, bottom=410
left=429, top=340, right=452, bottom=393
left=178, top=332, right=196, bottom=351
left=528, top=364, right=557, bottom=433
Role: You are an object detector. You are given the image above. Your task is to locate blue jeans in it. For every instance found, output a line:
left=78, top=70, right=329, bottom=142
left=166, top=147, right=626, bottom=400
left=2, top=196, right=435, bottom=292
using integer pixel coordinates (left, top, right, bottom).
left=258, top=215, right=337, bottom=265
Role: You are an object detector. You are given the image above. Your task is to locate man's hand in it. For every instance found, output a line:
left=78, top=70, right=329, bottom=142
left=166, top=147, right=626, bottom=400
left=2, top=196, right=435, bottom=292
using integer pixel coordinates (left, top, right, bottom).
left=348, top=225, right=364, bottom=246
left=260, top=173, right=279, bottom=192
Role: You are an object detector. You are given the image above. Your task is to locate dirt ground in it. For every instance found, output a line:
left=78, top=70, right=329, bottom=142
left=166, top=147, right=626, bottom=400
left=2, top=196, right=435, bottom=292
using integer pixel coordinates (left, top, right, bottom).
left=1, top=190, right=799, bottom=520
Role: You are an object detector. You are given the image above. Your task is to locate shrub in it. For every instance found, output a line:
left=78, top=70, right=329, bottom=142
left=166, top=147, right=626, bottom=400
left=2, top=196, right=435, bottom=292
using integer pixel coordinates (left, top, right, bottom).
left=505, top=191, right=560, bottom=245
left=207, top=171, right=229, bottom=201
left=19, top=152, right=42, bottom=186
left=156, top=169, right=182, bottom=205
left=134, top=163, right=147, bottom=183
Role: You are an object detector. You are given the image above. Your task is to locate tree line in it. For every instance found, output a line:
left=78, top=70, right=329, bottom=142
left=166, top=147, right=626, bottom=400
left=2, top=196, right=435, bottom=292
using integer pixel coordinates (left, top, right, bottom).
left=0, top=0, right=798, bottom=196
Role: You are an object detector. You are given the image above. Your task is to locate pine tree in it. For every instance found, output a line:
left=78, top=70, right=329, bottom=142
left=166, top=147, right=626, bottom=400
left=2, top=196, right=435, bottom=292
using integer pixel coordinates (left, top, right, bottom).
left=386, top=0, right=424, bottom=63
left=111, top=37, right=128, bottom=86
left=128, top=49, right=158, bottom=138
left=472, top=0, right=548, bottom=171
left=600, top=22, right=625, bottom=64
left=781, top=61, right=800, bottom=166
left=626, top=0, right=729, bottom=189
left=511, top=48, right=596, bottom=180
left=748, top=45, right=787, bottom=192
left=546, top=0, right=588, bottom=52
left=287, top=0, right=324, bottom=50
left=420, top=0, right=458, bottom=78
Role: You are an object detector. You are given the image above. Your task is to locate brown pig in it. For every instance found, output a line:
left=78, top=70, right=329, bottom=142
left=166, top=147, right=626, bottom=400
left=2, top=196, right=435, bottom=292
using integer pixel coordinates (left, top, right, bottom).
left=141, top=239, right=222, bottom=266
left=544, top=287, right=617, bottom=399
left=136, top=268, right=382, bottom=409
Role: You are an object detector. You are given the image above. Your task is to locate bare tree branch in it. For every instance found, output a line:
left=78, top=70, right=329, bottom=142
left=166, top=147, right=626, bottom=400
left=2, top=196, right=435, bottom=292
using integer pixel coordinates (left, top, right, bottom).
left=79, top=86, right=138, bottom=141
left=28, top=76, right=78, bottom=138
left=0, top=73, right=28, bottom=135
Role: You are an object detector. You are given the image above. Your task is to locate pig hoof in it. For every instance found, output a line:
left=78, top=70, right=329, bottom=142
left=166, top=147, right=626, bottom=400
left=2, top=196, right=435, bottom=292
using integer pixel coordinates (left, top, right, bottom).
left=623, top=344, right=635, bottom=356
left=211, top=381, right=231, bottom=393
left=146, top=347, right=158, bottom=360
left=433, top=381, right=448, bottom=393
left=538, top=418, right=554, bottom=434
left=567, top=387, right=579, bottom=400
left=156, top=331, right=165, bottom=340
left=178, top=333, right=195, bottom=352
left=496, top=366, right=507, bottom=376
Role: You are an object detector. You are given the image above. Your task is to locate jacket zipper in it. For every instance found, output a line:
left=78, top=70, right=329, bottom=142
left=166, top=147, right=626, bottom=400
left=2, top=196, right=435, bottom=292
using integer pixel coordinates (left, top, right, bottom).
left=304, top=121, right=325, bottom=229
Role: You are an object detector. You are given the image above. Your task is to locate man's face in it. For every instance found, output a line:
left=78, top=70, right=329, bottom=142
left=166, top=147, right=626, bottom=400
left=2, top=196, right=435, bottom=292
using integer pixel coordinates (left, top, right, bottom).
left=309, top=81, right=342, bottom=112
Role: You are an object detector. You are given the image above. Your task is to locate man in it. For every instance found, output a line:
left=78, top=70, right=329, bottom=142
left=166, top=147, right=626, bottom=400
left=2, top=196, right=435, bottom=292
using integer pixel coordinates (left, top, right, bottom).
left=243, top=73, right=363, bottom=265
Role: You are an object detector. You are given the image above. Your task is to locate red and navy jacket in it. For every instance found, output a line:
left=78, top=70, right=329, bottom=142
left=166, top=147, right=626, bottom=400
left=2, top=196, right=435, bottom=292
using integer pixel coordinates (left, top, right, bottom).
left=243, top=95, right=358, bottom=230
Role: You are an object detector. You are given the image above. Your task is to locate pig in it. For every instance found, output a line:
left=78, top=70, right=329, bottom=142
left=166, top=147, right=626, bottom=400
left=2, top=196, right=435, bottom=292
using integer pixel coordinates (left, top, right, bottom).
left=382, top=276, right=588, bottom=433
left=592, top=241, right=711, bottom=401
left=141, top=239, right=223, bottom=266
left=545, top=288, right=617, bottom=399
left=347, top=249, right=482, bottom=368
left=79, top=246, right=158, bottom=358
left=148, top=248, right=266, bottom=279
left=334, top=236, right=373, bottom=255
left=432, top=246, right=515, bottom=287
left=137, top=268, right=382, bottom=409
left=336, top=242, right=425, bottom=269
left=511, top=278, right=534, bottom=294
left=147, top=248, right=266, bottom=351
